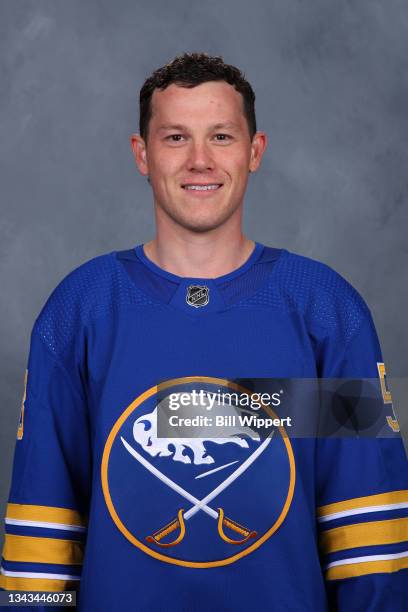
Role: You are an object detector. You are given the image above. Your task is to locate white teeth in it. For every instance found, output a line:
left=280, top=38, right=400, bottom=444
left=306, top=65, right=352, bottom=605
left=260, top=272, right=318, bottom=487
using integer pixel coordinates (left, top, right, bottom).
left=183, top=184, right=220, bottom=191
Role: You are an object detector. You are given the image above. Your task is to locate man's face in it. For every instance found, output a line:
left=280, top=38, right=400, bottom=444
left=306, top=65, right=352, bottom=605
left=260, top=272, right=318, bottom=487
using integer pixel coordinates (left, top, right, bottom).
left=132, top=81, right=267, bottom=233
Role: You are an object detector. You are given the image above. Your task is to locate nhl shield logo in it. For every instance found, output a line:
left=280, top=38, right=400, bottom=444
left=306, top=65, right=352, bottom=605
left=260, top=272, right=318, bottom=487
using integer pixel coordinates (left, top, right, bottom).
left=186, top=285, right=209, bottom=308
left=101, top=377, right=295, bottom=568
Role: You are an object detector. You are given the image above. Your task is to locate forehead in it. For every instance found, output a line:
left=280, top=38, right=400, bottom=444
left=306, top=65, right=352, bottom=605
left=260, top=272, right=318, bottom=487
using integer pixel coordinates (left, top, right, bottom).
left=149, top=81, right=246, bottom=126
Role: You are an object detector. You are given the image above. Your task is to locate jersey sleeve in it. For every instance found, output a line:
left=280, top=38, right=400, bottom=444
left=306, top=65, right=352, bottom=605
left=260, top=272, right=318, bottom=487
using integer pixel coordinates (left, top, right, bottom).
left=0, top=324, right=91, bottom=597
left=316, top=309, right=408, bottom=610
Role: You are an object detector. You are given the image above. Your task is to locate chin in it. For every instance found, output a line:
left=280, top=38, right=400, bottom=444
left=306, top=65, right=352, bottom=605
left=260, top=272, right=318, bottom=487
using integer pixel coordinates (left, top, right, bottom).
left=170, top=218, right=224, bottom=233
left=183, top=222, right=224, bottom=234
left=173, top=209, right=237, bottom=233
left=156, top=196, right=240, bottom=233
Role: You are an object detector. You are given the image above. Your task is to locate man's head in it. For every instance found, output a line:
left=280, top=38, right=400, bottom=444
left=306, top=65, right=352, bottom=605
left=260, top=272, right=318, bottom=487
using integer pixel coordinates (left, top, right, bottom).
left=131, top=52, right=267, bottom=233
left=139, top=53, right=257, bottom=143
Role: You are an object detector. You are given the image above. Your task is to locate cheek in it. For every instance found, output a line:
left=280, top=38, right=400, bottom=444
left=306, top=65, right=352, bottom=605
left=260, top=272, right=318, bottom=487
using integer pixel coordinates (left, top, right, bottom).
left=147, top=145, right=178, bottom=175
left=221, top=151, right=251, bottom=175
left=226, top=162, right=250, bottom=189
left=152, top=158, right=183, bottom=182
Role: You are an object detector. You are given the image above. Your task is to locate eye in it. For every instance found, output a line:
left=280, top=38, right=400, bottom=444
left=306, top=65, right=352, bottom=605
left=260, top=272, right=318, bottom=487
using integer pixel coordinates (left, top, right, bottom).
left=214, top=133, right=232, bottom=142
left=166, top=134, right=185, bottom=142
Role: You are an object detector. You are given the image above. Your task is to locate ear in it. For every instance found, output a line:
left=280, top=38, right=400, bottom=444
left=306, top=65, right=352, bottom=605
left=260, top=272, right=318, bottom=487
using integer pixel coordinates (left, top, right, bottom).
left=249, top=131, right=268, bottom=173
left=130, top=134, right=149, bottom=176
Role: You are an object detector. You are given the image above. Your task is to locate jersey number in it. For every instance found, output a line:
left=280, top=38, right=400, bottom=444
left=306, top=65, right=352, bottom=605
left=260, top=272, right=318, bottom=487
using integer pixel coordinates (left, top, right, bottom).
left=17, top=370, right=27, bottom=440
left=377, top=362, right=400, bottom=433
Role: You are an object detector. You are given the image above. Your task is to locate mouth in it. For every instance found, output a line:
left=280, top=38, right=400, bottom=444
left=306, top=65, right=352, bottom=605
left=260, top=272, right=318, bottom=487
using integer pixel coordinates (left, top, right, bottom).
left=181, top=183, right=223, bottom=193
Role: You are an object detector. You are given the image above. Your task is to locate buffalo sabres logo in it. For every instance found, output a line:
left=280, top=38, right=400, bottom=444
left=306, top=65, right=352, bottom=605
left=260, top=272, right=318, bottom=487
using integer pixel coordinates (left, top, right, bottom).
left=101, top=377, right=295, bottom=568
left=186, top=285, right=209, bottom=307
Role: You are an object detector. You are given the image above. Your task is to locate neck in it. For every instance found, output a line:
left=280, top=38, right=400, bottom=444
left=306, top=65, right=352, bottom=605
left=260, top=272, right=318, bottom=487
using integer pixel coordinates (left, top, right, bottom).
left=143, top=224, right=255, bottom=279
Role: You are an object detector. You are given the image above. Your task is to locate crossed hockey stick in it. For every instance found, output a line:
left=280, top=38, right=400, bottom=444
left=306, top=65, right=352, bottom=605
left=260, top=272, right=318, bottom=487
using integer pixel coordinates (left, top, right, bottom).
left=121, top=430, right=274, bottom=547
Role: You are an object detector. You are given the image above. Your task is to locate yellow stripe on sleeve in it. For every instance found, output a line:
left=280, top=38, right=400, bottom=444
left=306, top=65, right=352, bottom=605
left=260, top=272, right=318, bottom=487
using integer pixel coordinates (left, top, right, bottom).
left=320, top=517, right=408, bottom=554
left=6, top=503, right=86, bottom=527
left=0, top=574, right=80, bottom=592
left=3, top=534, right=84, bottom=565
left=326, top=554, right=408, bottom=580
left=317, top=490, right=408, bottom=519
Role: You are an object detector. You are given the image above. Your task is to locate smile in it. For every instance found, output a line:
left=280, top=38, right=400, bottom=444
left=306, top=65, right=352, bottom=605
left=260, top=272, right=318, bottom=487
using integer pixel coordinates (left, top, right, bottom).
left=182, top=184, right=222, bottom=191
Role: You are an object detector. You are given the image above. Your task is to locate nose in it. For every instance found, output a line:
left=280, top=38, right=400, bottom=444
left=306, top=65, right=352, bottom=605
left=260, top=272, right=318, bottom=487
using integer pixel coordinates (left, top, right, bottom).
left=186, top=140, right=215, bottom=172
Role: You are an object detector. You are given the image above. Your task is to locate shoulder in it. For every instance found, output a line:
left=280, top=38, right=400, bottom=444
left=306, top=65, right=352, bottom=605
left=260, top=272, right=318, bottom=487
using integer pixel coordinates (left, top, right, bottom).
left=33, top=250, right=148, bottom=359
left=275, top=250, right=366, bottom=304
left=270, top=249, right=372, bottom=343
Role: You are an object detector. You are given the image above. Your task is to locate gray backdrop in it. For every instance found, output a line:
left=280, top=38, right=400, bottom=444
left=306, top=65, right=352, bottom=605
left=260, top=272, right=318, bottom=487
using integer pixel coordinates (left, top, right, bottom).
left=1, top=0, right=407, bottom=551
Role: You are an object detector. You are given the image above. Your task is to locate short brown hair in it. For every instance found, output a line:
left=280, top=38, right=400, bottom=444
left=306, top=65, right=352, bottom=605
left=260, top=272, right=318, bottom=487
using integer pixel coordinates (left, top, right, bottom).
left=139, top=52, right=257, bottom=142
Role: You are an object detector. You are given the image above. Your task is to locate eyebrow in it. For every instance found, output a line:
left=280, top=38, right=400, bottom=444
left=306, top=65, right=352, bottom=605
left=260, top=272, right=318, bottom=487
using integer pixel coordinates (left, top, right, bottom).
left=157, top=122, right=241, bottom=132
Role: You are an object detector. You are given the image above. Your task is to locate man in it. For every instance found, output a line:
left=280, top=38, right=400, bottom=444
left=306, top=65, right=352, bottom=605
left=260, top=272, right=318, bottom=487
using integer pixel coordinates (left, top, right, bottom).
left=1, top=52, right=407, bottom=610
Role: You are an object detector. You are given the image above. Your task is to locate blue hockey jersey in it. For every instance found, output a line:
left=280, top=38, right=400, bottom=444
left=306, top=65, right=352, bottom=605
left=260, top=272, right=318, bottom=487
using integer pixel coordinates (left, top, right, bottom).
left=1, top=243, right=407, bottom=611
